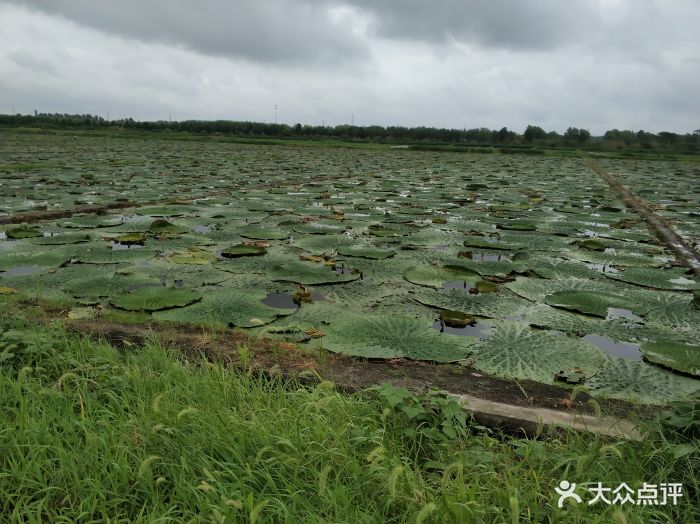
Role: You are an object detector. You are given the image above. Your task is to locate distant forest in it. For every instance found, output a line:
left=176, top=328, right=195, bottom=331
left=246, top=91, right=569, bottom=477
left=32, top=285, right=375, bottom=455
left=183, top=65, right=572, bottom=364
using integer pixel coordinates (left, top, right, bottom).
left=1, top=113, right=698, bottom=153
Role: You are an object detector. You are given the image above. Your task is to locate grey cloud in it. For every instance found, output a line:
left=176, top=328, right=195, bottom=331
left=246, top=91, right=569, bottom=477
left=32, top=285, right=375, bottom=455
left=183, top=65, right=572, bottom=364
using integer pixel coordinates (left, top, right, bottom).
left=3, top=0, right=367, bottom=64
left=341, top=0, right=598, bottom=50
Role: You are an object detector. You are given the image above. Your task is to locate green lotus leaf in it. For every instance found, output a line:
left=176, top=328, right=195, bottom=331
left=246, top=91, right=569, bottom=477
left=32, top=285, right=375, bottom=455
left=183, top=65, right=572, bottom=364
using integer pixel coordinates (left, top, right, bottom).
left=149, top=219, right=190, bottom=234
left=109, top=287, right=202, bottom=311
left=75, top=244, right=156, bottom=264
left=574, top=239, right=607, bottom=251
left=322, top=313, right=476, bottom=362
left=220, top=244, right=267, bottom=258
left=154, top=289, right=295, bottom=328
left=292, top=223, right=344, bottom=235
left=440, top=310, right=475, bottom=328
left=403, top=265, right=480, bottom=288
left=469, top=321, right=605, bottom=384
left=239, top=226, right=289, bottom=240
left=136, top=206, right=193, bottom=217
left=641, top=341, right=700, bottom=376
left=4, top=227, right=42, bottom=239
left=584, top=356, right=700, bottom=404
left=605, top=267, right=700, bottom=291
left=162, top=248, right=217, bottom=265
left=544, top=290, right=648, bottom=318
left=413, top=288, right=529, bottom=318
left=28, top=232, right=92, bottom=245
left=0, top=248, right=72, bottom=270
left=336, top=245, right=396, bottom=260
left=497, top=220, right=537, bottom=231
left=268, top=260, right=359, bottom=285
left=59, top=216, right=123, bottom=228
left=115, top=233, right=147, bottom=244
left=463, top=237, right=520, bottom=250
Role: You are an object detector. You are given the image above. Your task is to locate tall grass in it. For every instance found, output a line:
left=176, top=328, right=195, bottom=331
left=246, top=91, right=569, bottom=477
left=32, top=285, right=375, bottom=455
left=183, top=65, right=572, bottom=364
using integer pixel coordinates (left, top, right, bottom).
left=0, top=318, right=697, bottom=523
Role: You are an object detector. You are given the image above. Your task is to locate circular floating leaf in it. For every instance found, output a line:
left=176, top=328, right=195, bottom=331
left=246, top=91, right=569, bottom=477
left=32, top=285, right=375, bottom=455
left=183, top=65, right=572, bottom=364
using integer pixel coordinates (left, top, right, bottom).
left=29, top=232, right=92, bottom=245
left=239, top=226, right=289, bottom=240
left=268, top=260, right=359, bottom=285
left=404, top=265, right=479, bottom=288
left=606, top=267, right=700, bottom=291
left=154, top=289, right=295, bottom=328
left=115, top=233, right=147, bottom=244
left=584, top=356, right=700, bottom=404
left=136, top=206, right=193, bottom=217
left=149, top=219, right=190, bottom=234
left=440, top=310, right=475, bottom=328
left=641, top=341, right=700, bottom=376
left=337, top=245, right=395, bottom=260
left=220, top=244, right=267, bottom=258
left=109, top=287, right=201, bottom=311
left=469, top=322, right=605, bottom=384
left=323, top=314, right=476, bottom=362
left=165, top=248, right=218, bottom=265
left=544, top=290, right=647, bottom=318
left=5, top=227, right=42, bottom=239
left=60, top=216, right=123, bottom=229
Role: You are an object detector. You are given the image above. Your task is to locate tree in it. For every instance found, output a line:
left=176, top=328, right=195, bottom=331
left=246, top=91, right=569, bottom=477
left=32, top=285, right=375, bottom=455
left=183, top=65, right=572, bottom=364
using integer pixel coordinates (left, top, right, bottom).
left=523, top=125, right=547, bottom=143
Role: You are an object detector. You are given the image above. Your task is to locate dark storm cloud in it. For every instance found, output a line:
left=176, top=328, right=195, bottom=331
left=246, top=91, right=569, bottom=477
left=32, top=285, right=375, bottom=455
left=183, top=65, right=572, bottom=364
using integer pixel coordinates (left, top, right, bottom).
left=3, top=0, right=366, bottom=64
left=342, top=0, right=597, bottom=50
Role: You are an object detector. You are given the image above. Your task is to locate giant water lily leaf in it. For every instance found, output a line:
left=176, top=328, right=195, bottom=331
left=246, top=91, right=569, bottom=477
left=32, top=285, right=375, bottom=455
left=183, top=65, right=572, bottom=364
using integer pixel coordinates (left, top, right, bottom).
left=136, top=205, right=193, bottom=217
left=75, top=244, right=157, bottom=264
left=4, top=227, right=42, bottom=239
left=463, top=237, right=521, bottom=250
left=29, top=232, right=92, bottom=245
left=337, top=245, right=395, bottom=260
left=0, top=248, right=71, bottom=270
left=154, top=289, right=296, bottom=328
left=506, top=277, right=620, bottom=302
left=567, top=249, right=664, bottom=268
left=165, top=248, right=218, bottom=265
left=239, top=226, right=289, bottom=240
left=109, top=287, right=201, bottom=311
left=413, top=288, right=529, bottom=318
left=403, top=265, right=479, bottom=288
left=149, top=219, right=191, bottom=234
left=468, top=321, right=605, bottom=384
left=584, top=357, right=700, bottom=404
left=322, top=314, right=476, bottom=362
left=641, top=341, right=700, bottom=376
left=605, top=267, right=700, bottom=291
left=268, top=260, right=359, bottom=285
left=59, top=216, right=123, bottom=228
left=544, top=290, right=648, bottom=318
left=220, top=244, right=267, bottom=258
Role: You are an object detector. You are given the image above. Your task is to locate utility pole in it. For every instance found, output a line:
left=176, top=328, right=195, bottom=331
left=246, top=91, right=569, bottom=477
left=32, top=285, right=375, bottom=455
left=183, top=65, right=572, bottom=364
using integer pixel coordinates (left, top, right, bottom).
left=351, top=113, right=354, bottom=127
left=274, top=104, right=278, bottom=125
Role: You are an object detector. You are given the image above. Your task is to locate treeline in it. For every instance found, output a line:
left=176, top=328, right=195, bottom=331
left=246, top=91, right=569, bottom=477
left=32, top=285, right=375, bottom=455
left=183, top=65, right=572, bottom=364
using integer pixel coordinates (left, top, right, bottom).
left=1, top=113, right=698, bottom=152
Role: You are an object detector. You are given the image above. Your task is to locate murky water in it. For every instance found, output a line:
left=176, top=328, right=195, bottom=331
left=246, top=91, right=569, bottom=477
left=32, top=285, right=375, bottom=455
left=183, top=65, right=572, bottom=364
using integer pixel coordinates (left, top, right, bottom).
left=585, top=263, right=619, bottom=274
left=111, top=241, right=144, bottom=251
left=0, top=266, right=45, bottom=277
left=261, top=291, right=325, bottom=309
left=583, top=334, right=642, bottom=360
left=607, top=308, right=644, bottom=323
left=432, top=319, right=492, bottom=338
left=442, top=281, right=476, bottom=292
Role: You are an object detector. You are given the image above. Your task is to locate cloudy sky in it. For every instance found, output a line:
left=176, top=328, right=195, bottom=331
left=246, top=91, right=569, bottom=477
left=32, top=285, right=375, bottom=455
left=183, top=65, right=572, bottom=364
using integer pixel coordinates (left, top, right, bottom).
left=1, top=0, right=698, bottom=134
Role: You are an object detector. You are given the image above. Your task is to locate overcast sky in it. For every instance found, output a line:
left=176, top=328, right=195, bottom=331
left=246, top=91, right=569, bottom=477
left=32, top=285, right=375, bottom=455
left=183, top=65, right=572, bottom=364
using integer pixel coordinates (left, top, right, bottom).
left=1, top=0, right=698, bottom=134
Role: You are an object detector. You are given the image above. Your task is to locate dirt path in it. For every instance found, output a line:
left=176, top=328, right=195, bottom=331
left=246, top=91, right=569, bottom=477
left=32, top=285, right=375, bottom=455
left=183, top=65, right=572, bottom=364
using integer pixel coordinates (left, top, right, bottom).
left=586, top=158, right=700, bottom=275
left=62, top=317, right=649, bottom=439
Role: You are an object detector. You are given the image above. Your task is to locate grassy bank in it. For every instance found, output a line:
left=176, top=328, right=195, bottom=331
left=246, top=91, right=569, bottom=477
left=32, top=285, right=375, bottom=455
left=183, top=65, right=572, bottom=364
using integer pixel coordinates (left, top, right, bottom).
left=0, top=316, right=698, bottom=523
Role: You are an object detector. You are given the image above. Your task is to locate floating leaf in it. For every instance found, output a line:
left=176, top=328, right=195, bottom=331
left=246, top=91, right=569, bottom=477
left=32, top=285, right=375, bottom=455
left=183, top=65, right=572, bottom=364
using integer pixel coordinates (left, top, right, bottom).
left=641, top=341, right=700, bottom=376
left=220, top=244, right=267, bottom=258
left=154, top=289, right=295, bottom=328
left=110, top=287, right=201, bottom=311
left=322, top=314, right=476, bottom=362
left=469, top=321, right=605, bottom=384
